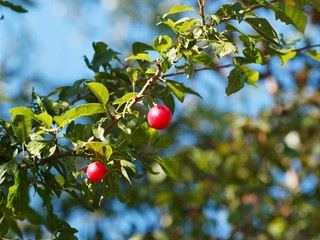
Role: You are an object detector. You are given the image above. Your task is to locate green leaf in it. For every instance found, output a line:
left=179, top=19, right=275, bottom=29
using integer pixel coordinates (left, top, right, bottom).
left=85, top=142, right=112, bottom=161
left=266, top=2, right=294, bottom=26
left=65, top=190, right=94, bottom=212
left=142, top=122, right=158, bottom=144
left=126, top=68, right=138, bottom=85
left=0, top=216, right=8, bottom=236
left=167, top=81, right=185, bottom=103
left=239, top=66, right=259, bottom=87
left=27, top=141, right=45, bottom=158
left=120, top=159, right=141, bottom=184
left=37, top=113, right=53, bottom=128
left=225, top=67, right=245, bottom=96
left=239, top=34, right=262, bottom=49
left=285, top=4, right=307, bottom=33
left=244, top=18, right=281, bottom=46
left=32, top=91, right=47, bottom=114
left=6, top=215, right=22, bottom=238
left=294, top=0, right=320, bottom=11
left=113, top=92, right=136, bottom=107
left=120, top=160, right=138, bottom=175
left=156, top=138, right=172, bottom=151
left=10, top=107, right=38, bottom=122
left=305, top=50, right=320, bottom=61
left=225, top=23, right=246, bottom=35
left=185, top=58, right=194, bottom=79
left=153, top=156, right=179, bottom=180
left=64, top=103, right=106, bottom=120
left=115, top=183, right=129, bottom=203
left=6, top=170, right=29, bottom=210
left=156, top=17, right=177, bottom=32
left=99, top=178, right=114, bottom=205
left=231, top=2, right=245, bottom=23
left=146, top=68, right=156, bottom=75
left=11, top=115, right=32, bottom=143
left=163, top=4, right=195, bottom=18
left=212, top=41, right=237, bottom=59
left=87, top=82, right=109, bottom=106
left=147, top=128, right=158, bottom=144
left=42, top=141, right=57, bottom=158
left=36, top=183, right=54, bottom=206
left=46, top=203, right=78, bottom=235
left=208, top=14, right=220, bottom=26
left=0, top=0, right=27, bottom=13
left=243, top=47, right=267, bottom=65
left=54, top=116, right=71, bottom=128
left=132, top=42, right=155, bottom=55
left=192, top=52, right=216, bottom=70
left=0, top=119, right=13, bottom=135
left=125, top=53, right=151, bottom=62
left=176, top=17, right=197, bottom=32
left=91, top=49, right=120, bottom=72
left=92, top=117, right=107, bottom=141
left=279, top=49, right=296, bottom=66
left=154, top=35, right=172, bottom=53
left=81, top=178, right=96, bottom=204
left=42, top=98, right=71, bottom=116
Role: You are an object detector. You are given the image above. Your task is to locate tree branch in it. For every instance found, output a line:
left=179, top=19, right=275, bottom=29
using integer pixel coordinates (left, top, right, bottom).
left=19, top=149, right=80, bottom=171
left=198, top=0, right=206, bottom=26
left=162, top=63, right=234, bottom=78
left=71, top=90, right=91, bottom=105
left=93, top=64, right=163, bottom=138
left=161, top=44, right=320, bottom=79
left=294, top=44, right=320, bottom=53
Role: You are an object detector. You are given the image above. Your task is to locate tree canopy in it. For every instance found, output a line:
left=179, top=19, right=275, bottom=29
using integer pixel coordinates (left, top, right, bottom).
left=0, top=0, right=320, bottom=239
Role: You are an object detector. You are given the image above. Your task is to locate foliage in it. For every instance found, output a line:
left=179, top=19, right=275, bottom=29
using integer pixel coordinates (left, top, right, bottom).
left=124, top=94, right=320, bottom=239
left=0, top=0, right=320, bottom=239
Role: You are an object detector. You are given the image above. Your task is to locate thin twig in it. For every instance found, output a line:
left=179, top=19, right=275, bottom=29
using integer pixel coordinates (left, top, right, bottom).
left=71, top=90, right=91, bottom=105
left=19, top=149, right=79, bottom=170
left=294, top=44, right=320, bottom=53
left=198, top=0, right=206, bottom=26
left=88, top=64, right=163, bottom=141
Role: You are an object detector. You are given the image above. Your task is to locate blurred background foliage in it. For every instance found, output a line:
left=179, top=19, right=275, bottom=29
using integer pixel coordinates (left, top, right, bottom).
left=1, top=0, right=320, bottom=239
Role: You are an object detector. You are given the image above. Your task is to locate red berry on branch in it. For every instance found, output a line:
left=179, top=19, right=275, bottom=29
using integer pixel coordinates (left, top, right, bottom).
left=87, top=162, right=107, bottom=182
left=148, top=105, right=172, bottom=130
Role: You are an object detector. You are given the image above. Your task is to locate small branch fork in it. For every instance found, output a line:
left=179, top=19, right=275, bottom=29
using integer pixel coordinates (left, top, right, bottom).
left=101, top=64, right=163, bottom=135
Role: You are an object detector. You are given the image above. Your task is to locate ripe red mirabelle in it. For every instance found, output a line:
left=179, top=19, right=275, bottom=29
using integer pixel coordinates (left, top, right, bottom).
left=148, top=105, right=172, bottom=130
left=87, top=162, right=107, bottom=182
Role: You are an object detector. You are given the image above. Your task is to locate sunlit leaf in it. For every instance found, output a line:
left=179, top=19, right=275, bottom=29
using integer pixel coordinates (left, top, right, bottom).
left=64, top=103, right=106, bottom=120
left=163, top=4, right=195, bottom=18
left=87, top=82, right=109, bottom=106
left=239, top=66, right=259, bottom=87
left=285, top=4, right=307, bottom=33
left=153, top=156, right=179, bottom=180
left=305, top=50, right=320, bottom=61
left=245, top=18, right=281, bottom=46
left=225, top=67, right=245, bottom=96
left=125, top=53, right=151, bottom=62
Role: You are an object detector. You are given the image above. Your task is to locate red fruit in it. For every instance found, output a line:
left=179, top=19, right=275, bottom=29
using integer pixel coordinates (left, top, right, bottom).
left=87, top=162, right=107, bottom=182
left=148, top=105, right=172, bottom=130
